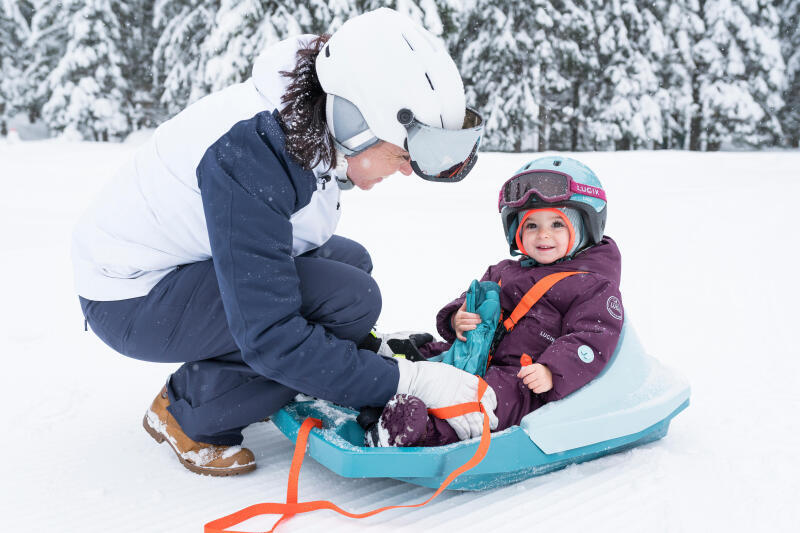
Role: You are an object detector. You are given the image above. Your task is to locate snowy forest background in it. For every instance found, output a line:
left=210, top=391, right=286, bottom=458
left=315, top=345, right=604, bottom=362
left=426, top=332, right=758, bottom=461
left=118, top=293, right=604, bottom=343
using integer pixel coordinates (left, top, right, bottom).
left=1, top=0, right=799, bottom=151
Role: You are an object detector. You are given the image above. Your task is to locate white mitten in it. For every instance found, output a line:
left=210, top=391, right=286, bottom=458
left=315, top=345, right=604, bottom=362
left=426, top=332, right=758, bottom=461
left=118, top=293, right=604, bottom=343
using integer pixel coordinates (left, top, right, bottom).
left=395, top=358, right=499, bottom=440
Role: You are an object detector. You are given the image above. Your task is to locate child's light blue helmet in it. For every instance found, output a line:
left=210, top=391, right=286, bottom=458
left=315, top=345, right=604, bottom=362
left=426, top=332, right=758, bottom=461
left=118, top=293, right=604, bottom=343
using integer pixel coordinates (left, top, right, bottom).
left=499, top=156, right=607, bottom=256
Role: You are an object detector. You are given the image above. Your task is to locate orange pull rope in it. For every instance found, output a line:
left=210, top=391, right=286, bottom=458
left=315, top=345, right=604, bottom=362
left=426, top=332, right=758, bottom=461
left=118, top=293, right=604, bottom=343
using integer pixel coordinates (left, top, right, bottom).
left=204, top=379, right=491, bottom=533
left=503, top=271, right=586, bottom=332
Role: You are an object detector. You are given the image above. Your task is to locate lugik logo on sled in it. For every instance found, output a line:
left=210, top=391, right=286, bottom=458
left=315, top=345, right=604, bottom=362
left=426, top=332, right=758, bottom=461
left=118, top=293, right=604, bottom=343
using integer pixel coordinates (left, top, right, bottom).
left=606, top=296, right=623, bottom=320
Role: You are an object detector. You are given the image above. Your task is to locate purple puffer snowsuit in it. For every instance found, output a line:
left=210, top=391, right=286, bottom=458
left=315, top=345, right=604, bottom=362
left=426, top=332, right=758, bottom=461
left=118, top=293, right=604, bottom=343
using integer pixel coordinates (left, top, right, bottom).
left=415, top=237, right=624, bottom=446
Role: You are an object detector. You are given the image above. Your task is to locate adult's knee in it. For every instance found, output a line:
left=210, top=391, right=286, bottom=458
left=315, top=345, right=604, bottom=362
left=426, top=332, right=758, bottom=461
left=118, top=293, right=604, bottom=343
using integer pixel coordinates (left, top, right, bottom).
left=310, top=235, right=374, bottom=274
left=309, top=271, right=381, bottom=342
left=330, top=272, right=381, bottom=341
left=346, top=239, right=374, bottom=274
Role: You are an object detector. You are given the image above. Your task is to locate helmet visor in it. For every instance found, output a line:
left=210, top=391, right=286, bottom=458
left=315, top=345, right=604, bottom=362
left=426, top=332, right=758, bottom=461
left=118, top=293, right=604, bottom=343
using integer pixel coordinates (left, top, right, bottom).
left=401, top=108, right=483, bottom=182
left=498, top=170, right=606, bottom=211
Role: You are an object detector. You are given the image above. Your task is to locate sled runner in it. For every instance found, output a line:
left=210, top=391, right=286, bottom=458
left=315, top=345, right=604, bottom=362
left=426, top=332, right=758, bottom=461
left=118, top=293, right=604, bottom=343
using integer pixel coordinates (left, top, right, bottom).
left=271, top=319, right=690, bottom=490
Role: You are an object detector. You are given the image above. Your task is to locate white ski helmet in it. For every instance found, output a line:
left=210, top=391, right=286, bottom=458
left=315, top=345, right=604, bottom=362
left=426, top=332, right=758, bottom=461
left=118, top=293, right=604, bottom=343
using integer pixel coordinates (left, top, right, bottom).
left=316, top=8, right=483, bottom=182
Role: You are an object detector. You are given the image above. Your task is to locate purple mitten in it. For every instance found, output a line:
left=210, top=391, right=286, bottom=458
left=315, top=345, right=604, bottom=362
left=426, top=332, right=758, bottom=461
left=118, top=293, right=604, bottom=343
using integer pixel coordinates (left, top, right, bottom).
left=364, top=394, right=428, bottom=447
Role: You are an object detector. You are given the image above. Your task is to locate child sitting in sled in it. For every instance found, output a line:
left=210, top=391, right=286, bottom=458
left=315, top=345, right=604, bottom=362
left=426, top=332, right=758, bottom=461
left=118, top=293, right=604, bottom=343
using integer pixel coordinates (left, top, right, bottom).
left=365, top=156, right=625, bottom=447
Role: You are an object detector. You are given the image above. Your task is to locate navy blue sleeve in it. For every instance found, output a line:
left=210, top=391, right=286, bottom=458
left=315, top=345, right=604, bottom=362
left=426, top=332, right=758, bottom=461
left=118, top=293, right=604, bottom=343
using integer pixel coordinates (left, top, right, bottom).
left=196, top=111, right=398, bottom=408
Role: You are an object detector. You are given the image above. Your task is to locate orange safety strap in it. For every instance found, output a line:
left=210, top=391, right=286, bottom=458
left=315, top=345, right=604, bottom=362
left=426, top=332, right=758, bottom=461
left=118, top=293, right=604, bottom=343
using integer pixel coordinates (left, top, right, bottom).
left=502, top=271, right=587, bottom=332
left=204, top=379, right=492, bottom=533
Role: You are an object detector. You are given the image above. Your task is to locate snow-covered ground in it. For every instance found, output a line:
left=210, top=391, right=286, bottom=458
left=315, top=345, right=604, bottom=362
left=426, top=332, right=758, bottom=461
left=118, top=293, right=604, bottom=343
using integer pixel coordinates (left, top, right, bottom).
left=1, top=138, right=799, bottom=532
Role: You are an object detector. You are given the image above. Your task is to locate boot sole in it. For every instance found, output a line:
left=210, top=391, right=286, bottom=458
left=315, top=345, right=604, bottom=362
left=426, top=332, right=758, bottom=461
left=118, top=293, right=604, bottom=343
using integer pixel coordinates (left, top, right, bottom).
left=142, top=414, right=256, bottom=477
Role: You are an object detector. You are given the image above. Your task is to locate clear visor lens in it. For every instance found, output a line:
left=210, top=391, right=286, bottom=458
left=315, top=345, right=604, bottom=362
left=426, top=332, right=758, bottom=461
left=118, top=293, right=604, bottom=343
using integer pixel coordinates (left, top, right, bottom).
left=404, top=108, right=483, bottom=182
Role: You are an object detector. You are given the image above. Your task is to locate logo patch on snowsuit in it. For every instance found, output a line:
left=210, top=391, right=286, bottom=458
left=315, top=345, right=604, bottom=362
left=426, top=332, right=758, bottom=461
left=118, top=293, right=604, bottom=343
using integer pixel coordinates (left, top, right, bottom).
left=606, top=296, right=623, bottom=320
left=577, top=345, right=594, bottom=363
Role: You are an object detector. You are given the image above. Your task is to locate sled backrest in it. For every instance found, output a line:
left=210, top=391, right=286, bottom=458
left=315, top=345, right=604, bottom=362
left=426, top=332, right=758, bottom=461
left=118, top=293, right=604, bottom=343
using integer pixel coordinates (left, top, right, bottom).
left=519, top=318, right=690, bottom=454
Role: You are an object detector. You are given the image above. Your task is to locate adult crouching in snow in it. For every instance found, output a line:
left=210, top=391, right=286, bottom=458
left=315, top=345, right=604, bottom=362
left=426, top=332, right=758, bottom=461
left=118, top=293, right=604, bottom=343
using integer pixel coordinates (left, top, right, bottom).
left=71, top=8, right=495, bottom=476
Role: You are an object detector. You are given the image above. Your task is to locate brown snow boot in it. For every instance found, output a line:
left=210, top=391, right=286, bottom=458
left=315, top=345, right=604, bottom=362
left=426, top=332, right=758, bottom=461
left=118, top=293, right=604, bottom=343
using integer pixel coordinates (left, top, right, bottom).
left=142, top=386, right=256, bottom=476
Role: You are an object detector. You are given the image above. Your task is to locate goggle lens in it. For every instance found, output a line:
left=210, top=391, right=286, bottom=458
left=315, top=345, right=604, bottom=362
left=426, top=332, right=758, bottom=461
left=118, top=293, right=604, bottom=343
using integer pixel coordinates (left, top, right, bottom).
left=502, top=172, right=570, bottom=204
left=402, top=108, right=483, bottom=183
left=411, top=138, right=479, bottom=182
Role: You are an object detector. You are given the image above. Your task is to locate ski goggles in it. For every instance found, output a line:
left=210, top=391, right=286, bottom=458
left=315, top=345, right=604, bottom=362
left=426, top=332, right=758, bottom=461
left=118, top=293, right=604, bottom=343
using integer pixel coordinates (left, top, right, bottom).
left=398, top=107, right=484, bottom=183
left=498, top=170, right=607, bottom=211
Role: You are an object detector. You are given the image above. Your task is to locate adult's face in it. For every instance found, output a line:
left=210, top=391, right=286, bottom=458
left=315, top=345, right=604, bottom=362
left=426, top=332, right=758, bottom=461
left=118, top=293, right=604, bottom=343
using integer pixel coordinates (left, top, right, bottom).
left=345, top=141, right=413, bottom=190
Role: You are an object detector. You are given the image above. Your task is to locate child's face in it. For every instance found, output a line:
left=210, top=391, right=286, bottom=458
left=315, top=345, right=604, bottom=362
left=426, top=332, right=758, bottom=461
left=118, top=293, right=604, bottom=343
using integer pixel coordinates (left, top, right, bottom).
left=520, top=210, right=570, bottom=264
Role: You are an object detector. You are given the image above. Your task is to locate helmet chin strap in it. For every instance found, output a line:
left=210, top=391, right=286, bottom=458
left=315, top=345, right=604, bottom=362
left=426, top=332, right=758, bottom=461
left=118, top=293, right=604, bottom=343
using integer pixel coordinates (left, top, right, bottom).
left=333, top=148, right=354, bottom=190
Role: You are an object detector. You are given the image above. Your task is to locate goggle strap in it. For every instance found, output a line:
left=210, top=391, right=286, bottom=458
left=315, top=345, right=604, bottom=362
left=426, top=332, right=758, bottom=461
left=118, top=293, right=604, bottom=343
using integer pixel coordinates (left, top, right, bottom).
left=569, top=181, right=606, bottom=201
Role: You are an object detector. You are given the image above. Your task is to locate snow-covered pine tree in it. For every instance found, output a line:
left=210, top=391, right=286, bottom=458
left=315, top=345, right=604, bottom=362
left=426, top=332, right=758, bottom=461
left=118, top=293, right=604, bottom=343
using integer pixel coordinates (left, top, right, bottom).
left=622, top=0, right=667, bottom=149
left=206, top=0, right=268, bottom=93
left=650, top=0, right=703, bottom=149
left=736, top=0, right=785, bottom=147
left=588, top=0, right=665, bottom=150
left=121, top=0, right=159, bottom=130
left=152, top=0, right=218, bottom=118
left=200, top=0, right=311, bottom=95
left=40, top=0, right=131, bottom=140
left=551, top=0, right=601, bottom=151
left=691, top=0, right=784, bottom=150
left=631, top=0, right=670, bottom=149
left=778, top=0, right=800, bottom=147
left=306, top=0, right=355, bottom=33
left=0, top=0, right=33, bottom=135
left=458, top=0, right=562, bottom=151
left=26, top=0, right=77, bottom=126
left=681, top=0, right=752, bottom=150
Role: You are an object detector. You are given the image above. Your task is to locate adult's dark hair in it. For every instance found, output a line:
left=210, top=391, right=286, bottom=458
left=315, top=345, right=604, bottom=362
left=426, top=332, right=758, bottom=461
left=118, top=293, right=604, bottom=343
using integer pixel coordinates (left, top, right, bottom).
left=279, top=34, right=336, bottom=171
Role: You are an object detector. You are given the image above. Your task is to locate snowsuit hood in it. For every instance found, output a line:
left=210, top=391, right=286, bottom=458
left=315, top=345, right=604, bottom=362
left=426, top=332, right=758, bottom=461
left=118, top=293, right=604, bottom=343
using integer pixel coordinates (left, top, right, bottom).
left=252, top=34, right=316, bottom=111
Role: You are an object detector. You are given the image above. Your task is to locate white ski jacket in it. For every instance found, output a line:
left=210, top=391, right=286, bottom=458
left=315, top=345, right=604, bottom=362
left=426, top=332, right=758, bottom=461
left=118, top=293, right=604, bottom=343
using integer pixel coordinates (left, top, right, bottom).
left=71, top=35, right=341, bottom=301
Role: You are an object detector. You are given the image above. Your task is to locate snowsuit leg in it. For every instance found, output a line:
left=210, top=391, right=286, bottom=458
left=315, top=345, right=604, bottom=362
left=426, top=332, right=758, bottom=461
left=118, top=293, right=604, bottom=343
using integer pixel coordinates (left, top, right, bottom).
left=80, top=235, right=380, bottom=445
left=417, top=365, right=538, bottom=447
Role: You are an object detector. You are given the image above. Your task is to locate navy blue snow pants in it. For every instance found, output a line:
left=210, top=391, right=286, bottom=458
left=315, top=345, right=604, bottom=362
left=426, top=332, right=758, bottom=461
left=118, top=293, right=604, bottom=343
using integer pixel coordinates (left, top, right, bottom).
left=80, top=235, right=380, bottom=445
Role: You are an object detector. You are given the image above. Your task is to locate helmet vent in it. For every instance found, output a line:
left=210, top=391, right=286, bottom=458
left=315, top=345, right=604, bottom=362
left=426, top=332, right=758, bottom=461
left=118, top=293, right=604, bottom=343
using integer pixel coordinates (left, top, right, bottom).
left=425, top=72, right=434, bottom=91
left=553, top=160, right=561, bottom=166
left=324, top=45, right=330, bottom=57
left=402, top=33, right=414, bottom=51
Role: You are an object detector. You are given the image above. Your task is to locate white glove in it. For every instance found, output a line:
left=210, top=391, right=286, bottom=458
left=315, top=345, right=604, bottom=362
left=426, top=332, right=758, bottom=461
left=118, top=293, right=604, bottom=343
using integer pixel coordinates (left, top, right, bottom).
left=396, top=358, right=499, bottom=440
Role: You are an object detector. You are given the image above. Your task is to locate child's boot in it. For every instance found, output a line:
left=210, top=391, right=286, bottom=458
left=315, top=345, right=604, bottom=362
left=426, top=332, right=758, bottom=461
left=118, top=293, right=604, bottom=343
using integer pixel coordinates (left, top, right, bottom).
left=364, top=394, right=428, bottom=447
left=143, top=386, right=256, bottom=476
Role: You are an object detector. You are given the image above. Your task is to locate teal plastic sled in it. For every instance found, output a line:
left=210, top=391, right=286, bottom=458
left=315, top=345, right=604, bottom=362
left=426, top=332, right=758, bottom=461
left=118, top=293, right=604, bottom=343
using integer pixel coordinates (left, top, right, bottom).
left=271, top=320, right=690, bottom=491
